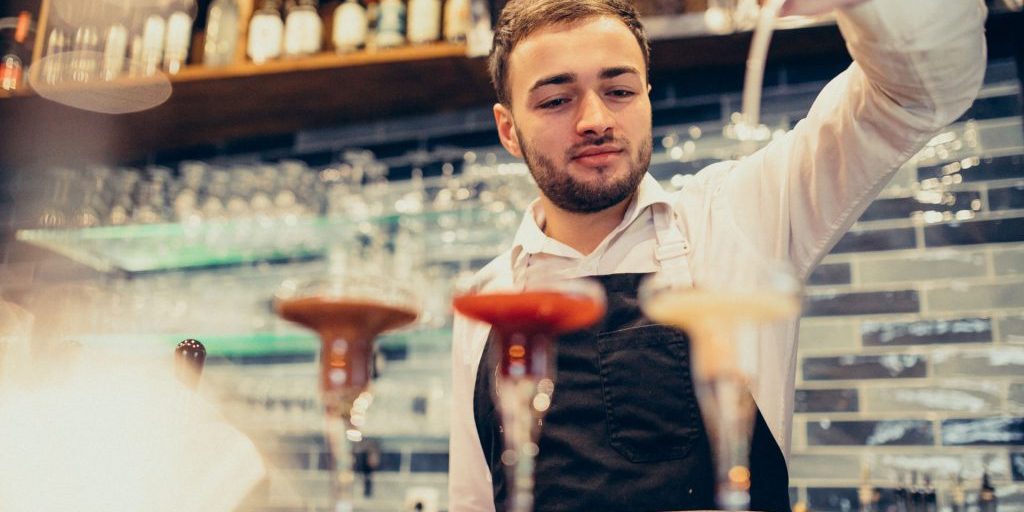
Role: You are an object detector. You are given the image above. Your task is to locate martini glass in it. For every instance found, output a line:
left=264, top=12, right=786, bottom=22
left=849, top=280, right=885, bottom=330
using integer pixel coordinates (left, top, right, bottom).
left=275, top=276, right=419, bottom=512
left=453, top=277, right=606, bottom=512
left=639, top=259, right=801, bottom=511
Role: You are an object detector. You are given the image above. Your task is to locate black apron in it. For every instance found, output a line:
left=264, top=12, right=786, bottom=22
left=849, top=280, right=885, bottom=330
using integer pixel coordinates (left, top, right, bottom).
left=473, top=272, right=792, bottom=512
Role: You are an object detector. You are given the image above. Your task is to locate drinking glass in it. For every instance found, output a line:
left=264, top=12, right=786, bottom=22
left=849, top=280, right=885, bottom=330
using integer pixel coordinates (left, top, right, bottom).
left=639, top=251, right=801, bottom=511
left=452, top=276, right=606, bottom=512
left=274, top=275, right=420, bottom=512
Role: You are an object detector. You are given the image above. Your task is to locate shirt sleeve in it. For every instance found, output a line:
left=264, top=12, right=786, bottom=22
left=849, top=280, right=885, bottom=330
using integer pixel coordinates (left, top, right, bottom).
left=712, top=0, right=988, bottom=278
left=448, top=312, right=496, bottom=512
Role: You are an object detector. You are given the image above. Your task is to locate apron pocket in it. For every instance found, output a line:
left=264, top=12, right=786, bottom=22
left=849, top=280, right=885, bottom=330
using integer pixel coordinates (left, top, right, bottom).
left=596, top=324, right=702, bottom=463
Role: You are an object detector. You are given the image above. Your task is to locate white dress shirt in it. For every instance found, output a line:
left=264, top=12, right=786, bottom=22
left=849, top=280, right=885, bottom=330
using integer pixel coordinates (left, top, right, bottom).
left=449, top=1, right=988, bottom=510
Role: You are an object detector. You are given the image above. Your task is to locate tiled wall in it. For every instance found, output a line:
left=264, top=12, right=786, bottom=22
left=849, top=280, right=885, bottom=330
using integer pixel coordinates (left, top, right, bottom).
left=0, top=51, right=1021, bottom=512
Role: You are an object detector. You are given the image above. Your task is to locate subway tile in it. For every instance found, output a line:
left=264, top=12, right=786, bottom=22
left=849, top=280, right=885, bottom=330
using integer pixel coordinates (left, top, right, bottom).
left=932, top=347, right=1024, bottom=377
left=918, top=154, right=1024, bottom=183
left=925, top=217, right=1024, bottom=247
left=807, top=419, right=934, bottom=446
left=941, top=417, right=1024, bottom=446
left=864, top=383, right=1002, bottom=413
left=803, top=354, right=927, bottom=381
left=409, top=452, right=449, bottom=473
left=858, top=251, right=987, bottom=284
left=1011, top=383, right=1024, bottom=411
left=795, top=388, right=859, bottom=413
left=652, top=102, right=723, bottom=127
left=866, top=452, right=1013, bottom=482
left=788, top=454, right=861, bottom=480
left=807, top=263, right=852, bottom=286
left=927, top=282, right=1024, bottom=312
left=830, top=228, right=917, bottom=254
left=957, top=94, right=1023, bottom=122
left=861, top=317, right=992, bottom=346
left=859, top=192, right=981, bottom=222
left=1003, top=315, right=1024, bottom=343
left=995, top=248, right=1024, bottom=276
left=806, top=487, right=859, bottom=512
left=798, top=321, right=859, bottom=350
left=1013, top=453, right=1024, bottom=482
left=990, top=185, right=1024, bottom=211
left=803, top=290, right=920, bottom=317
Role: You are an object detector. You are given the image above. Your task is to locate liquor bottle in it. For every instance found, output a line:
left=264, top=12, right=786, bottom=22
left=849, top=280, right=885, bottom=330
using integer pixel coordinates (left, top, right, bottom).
left=164, top=2, right=195, bottom=74
left=910, top=471, right=924, bottom=512
left=858, top=464, right=876, bottom=512
left=979, top=472, right=997, bottom=512
left=443, top=0, right=469, bottom=43
left=332, top=0, right=367, bottom=52
left=102, top=23, right=129, bottom=80
left=375, top=0, right=405, bottom=48
left=174, top=339, right=207, bottom=390
left=284, top=0, right=323, bottom=56
left=204, top=0, right=240, bottom=66
left=922, top=474, right=937, bottom=512
left=950, top=475, right=965, bottom=512
left=407, top=0, right=440, bottom=44
left=71, top=24, right=100, bottom=82
left=248, top=0, right=284, bottom=63
left=142, top=14, right=167, bottom=75
left=0, top=11, right=31, bottom=92
left=895, top=473, right=909, bottom=512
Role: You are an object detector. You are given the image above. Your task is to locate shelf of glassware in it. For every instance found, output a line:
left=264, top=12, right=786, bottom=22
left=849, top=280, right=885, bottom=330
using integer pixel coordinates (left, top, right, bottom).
left=15, top=203, right=519, bottom=274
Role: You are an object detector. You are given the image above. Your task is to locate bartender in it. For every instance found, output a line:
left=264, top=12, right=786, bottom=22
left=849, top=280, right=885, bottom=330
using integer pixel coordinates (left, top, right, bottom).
left=449, top=0, right=987, bottom=510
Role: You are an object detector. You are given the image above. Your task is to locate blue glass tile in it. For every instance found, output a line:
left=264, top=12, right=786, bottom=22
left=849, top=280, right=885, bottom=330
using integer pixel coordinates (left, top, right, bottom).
left=409, top=452, right=449, bottom=473
left=1011, top=453, right=1024, bottom=481
left=830, top=228, right=917, bottom=254
left=957, top=94, right=1023, bottom=122
left=861, top=317, right=992, bottom=346
left=941, top=417, right=1024, bottom=446
left=859, top=192, right=981, bottom=222
left=924, top=217, right=1024, bottom=247
left=803, top=354, right=927, bottom=380
left=807, top=419, right=934, bottom=446
left=378, top=344, right=408, bottom=362
left=807, top=263, right=852, bottom=286
left=918, top=154, right=1024, bottom=183
left=795, top=388, right=859, bottom=413
left=989, top=185, right=1024, bottom=211
left=803, top=290, right=920, bottom=317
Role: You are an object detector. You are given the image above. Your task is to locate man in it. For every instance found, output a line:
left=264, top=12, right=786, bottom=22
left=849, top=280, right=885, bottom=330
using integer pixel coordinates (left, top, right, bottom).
left=450, top=0, right=987, bottom=510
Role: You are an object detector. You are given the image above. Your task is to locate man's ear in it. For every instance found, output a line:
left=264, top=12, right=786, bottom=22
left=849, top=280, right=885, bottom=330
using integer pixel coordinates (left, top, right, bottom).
left=493, top=103, right=523, bottom=158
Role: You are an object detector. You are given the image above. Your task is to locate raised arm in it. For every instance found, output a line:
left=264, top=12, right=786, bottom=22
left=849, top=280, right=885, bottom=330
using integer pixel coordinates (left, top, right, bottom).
left=712, top=0, right=988, bottom=277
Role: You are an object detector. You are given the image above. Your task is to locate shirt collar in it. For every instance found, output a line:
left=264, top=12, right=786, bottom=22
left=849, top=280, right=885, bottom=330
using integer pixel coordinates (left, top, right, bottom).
left=509, top=173, right=674, bottom=270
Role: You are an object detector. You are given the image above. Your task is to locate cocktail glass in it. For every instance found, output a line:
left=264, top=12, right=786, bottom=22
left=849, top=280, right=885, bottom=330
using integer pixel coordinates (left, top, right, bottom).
left=453, top=277, right=605, bottom=512
left=275, top=276, right=419, bottom=512
left=640, top=261, right=800, bottom=511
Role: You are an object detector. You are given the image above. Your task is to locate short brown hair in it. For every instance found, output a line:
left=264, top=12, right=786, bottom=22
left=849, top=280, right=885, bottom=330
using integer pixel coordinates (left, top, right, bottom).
left=488, top=0, right=650, bottom=106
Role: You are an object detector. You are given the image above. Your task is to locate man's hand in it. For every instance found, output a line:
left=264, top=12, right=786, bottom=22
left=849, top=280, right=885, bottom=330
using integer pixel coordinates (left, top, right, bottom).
left=778, top=0, right=870, bottom=16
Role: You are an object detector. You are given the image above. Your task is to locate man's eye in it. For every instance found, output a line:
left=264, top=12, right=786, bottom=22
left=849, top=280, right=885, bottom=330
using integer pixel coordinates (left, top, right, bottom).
left=608, top=89, right=635, bottom=98
left=539, top=98, right=569, bottom=109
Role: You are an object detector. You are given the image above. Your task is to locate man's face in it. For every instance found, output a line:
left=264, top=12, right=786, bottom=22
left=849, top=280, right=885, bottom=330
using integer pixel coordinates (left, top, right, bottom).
left=495, top=16, right=653, bottom=213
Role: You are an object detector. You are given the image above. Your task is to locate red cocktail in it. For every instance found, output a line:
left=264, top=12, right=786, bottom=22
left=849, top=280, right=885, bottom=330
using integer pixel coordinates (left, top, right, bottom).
left=275, top=278, right=419, bottom=512
left=453, top=280, right=605, bottom=512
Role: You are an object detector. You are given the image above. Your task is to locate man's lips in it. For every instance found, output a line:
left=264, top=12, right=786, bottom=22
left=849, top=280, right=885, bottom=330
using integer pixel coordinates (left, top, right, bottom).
left=571, top=147, right=623, bottom=166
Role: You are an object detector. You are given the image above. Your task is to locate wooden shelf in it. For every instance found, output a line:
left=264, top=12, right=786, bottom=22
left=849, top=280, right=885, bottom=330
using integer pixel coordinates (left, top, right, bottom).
left=0, top=10, right=1019, bottom=170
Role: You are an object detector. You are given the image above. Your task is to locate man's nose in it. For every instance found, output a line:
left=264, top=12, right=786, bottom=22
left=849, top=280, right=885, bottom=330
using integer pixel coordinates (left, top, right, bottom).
left=576, top=91, right=614, bottom=137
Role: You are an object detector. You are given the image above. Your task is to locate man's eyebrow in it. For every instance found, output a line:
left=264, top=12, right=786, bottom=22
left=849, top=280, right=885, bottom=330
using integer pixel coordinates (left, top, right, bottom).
left=600, top=66, right=641, bottom=80
left=529, top=72, right=577, bottom=93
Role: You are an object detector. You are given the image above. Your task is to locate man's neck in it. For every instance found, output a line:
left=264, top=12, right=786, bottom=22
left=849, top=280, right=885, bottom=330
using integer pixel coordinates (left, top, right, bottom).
left=539, top=193, right=635, bottom=256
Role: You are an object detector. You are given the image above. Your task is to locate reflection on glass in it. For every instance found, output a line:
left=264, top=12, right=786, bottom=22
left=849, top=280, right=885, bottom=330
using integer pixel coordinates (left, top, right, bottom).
left=453, top=277, right=605, bottom=512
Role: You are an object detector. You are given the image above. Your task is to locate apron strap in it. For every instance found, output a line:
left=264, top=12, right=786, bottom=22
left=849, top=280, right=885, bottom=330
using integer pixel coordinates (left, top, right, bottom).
left=652, top=203, right=694, bottom=287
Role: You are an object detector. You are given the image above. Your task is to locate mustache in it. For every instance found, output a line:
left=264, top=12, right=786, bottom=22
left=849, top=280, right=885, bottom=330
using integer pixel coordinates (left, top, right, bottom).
left=567, top=134, right=628, bottom=157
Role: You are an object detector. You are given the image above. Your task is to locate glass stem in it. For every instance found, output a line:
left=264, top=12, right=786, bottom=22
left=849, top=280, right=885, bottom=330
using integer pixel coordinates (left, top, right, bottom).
left=497, top=378, right=539, bottom=512
left=325, top=415, right=358, bottom=512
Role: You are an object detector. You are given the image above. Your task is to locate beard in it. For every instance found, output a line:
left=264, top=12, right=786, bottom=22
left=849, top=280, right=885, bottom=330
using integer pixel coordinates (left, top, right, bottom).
left=518, top=130, right=651, bottom=214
